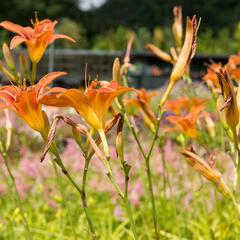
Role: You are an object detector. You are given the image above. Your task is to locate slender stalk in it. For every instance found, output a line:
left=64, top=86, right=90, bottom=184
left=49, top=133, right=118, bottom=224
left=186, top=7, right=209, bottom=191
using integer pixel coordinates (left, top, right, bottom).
left=229, top=192, right=240, bottom=217
left=50, top=155, right=77, bottom=240
left=52, top=149, right=97, bottom=240
left=124, top=197, right=138, bottom=240
left=121, top=105, right=164, bottom=240
left=104, top=156, right=124, bottom=198
left=1, top=150, right=31, bottom=239
left=158, top=140, right=171, bottom=197
left=31, top=62, right=37, bottom=85
left=118, top=133, right=138, bottom=240
left=82, top=154, right=91, bottom=193
left=145, top=158, right=159, bottom=240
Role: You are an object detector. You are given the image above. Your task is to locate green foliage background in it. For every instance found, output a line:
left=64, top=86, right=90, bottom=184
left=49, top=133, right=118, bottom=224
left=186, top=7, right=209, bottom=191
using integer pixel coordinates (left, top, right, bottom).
left=0, top=0, right=240, bottom=53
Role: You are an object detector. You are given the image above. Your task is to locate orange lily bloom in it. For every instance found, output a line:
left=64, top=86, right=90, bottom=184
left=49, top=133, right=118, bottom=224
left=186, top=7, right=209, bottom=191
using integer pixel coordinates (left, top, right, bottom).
left=228, top=68, right=240, bottom=82
left=0, top=15, right=75, bottom=63
left=164, top=96, right=188, bottom=115
left=41, top=80, right=136, bottom=157
left=165, top=109, right=207, bottom=138
left=227, top=54, right=240, bottom=67
left=125, top=88, right=161, bottom=132
left=164, top=96, right=208, bottom=115
left=41, top=80, right=135, bottom=131
left=0, top=72, right=66, bottom=138
left=203, top=63, right=223, bottom=88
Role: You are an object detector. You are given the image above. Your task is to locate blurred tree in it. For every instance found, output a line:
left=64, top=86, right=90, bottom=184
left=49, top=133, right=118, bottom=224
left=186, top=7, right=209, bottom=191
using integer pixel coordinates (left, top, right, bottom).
left=135, top=27, right=152, bottom=50
left=234, top=23, right=240, bottom=51
left=152, top=27, right=164, bottom=49
left=112, top=26, right=129, bottom=50
left=0, top=0, right=82, bottom=26
left=84, top=0, right=240, bottom=38
left=92, top=34, right=112, bottom=50
left=56, top=18, right=88, bottom=49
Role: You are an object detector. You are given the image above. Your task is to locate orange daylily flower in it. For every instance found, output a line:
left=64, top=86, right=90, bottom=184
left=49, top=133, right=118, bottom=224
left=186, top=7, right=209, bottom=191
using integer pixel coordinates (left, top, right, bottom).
left=0, top=72, right=66, bottom=138
left=164, top=96, right=188, bottom=115
left=125, top=88, right=161, bottom=132
left=227, top=54, right=240, bottom=67
left=41, top=80, right=136, bottom=157
left=0, top=15, right=75, bottom=63
left=41, top=80, right=135, bottom=131
left=165, top=109, right=207, bottom=138
left=203, top=63, right=222, bottom=88
left=228, top=68, right=240, bottom=82
left=164, top=96, right=208, bottom=115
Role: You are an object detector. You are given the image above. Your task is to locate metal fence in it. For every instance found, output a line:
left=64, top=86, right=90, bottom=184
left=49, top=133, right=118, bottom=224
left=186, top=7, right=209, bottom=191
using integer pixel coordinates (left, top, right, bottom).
left=9, top=49, right=229, bottom=89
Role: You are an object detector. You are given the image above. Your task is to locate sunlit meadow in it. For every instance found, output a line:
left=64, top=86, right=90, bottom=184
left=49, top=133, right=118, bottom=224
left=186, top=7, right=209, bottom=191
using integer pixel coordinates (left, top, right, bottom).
left=0, top=7, right=240, bottom=240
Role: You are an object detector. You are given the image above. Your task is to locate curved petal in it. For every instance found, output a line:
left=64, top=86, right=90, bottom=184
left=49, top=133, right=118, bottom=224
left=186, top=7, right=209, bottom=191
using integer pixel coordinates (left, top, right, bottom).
left=10, top=35, right=26, bottom=49
left=0, top=21, right=28, bottom=37
left=0, top=102, right=14, bottom=111
left=48, top=34, right=75, bottom=46
left=35, top=72, right=67, bottom=99
left=40, top=94, right=72, bottom=107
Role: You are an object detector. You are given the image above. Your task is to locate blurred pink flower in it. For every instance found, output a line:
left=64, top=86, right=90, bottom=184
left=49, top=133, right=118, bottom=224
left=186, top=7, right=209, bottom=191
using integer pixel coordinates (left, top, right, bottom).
left=129, top=178, right=143, bottom=206
left=113, top=205, right=125, bottom=221
left=0, top=184, right=7, bottom=196
left=48, top=200, right=58, bottom=211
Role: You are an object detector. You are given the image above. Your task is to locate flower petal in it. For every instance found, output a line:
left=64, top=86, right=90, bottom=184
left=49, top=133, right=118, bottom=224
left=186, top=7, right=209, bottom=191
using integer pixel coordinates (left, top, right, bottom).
left=10, top=35, right=26, bottom=49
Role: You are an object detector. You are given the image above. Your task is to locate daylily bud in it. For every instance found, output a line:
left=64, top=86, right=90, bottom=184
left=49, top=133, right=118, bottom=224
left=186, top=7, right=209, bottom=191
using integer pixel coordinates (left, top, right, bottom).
left=170, top=17, right=194, bottom=84
left=4, top=109, right=12, bottom=151
left=161, top=16, right=200, bottom=106
left=205, top=116, right=215, bottom=137
left=20, top=54, right=31, bottom=82
left=145, top=43, right=173, bottom=64
left=2, top=43, right=16, bottom=75
left=182, top=147, right=230, bottom=195
left=124, top=35, right=134, bottom=65
left=172, top=6, right=183, bottom=49
left=112, top=58, right=121, bottom=84
left=218, top=69, right=239, bottom=129
left=0, top=60, right=16, bottom=82
left=116, top=131, right=124, bottom=160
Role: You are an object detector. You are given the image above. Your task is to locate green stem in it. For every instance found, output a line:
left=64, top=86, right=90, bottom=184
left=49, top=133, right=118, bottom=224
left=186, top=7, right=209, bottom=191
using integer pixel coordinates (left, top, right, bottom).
left=119, top=141, right=138, bottom=239
left=31, top=62, right=37, bottom=85
left=122, top=106, right=164, bottom=240
left=104, top=156, right=124, bottom=199
left=124, top=197, right=138, bottom=240
left=50, top=155, right=77, bottom=240
left=1, top=151, right=31, bottom=239
left=158, top=140, right=172, bottom=197
left=145, top=158, right=159, bottom=240
left=82, top=155, right=91, bottom=193
left=229, top=192, right=240, bottom=217
left=53, top=150, right=96, bottom=240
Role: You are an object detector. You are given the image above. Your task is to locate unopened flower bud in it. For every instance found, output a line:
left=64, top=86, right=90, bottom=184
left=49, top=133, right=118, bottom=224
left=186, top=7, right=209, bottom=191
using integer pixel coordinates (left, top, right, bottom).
left=112, top=58, right=121, bottom=84
left=2, top=43, right=16, bottom=75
